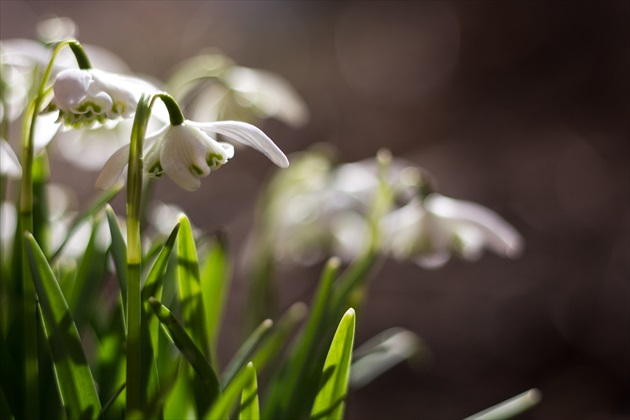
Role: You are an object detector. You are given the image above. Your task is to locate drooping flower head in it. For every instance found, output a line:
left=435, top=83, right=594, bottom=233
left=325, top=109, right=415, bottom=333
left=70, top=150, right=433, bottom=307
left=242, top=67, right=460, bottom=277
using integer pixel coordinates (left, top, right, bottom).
left=51, top=68, right=160, bottom=129
left=97, top=119, right=289, bottom=192
left=381, top=193, right=524, bottom=269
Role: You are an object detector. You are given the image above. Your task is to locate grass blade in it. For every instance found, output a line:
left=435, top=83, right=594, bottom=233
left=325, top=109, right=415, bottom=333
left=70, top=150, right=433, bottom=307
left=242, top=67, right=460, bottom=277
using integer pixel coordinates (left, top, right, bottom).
left=350, top=328, right=423, bottom=389
left=148, top=297, right=221, bottom=407
left=264, top=257, right=340, bottom=419
left=204, top=362, right=255, bottom=420
left=464, top=389, right=542, bottom=420
left=311, top=308, right=356, bottom=420
left=105, top=205, right=127, bottom=315
left=200, top=234, right=230, bottom=366
left=25, top=232, right=101, bottom=419
left=221, top=319, right=273, bottom=389
left=177, top=214, right=210, bottom=358
left=141, top=223, right=180, bottom=302
left=250, top=303, right=307, bottom=371
left=238, top=363, right=259, bottom=420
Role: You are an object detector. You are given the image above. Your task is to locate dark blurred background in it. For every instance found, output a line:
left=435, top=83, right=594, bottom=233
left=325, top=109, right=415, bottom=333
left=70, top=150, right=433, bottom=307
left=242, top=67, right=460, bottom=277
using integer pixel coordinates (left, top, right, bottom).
left=2, top=1, right=629, bottom=418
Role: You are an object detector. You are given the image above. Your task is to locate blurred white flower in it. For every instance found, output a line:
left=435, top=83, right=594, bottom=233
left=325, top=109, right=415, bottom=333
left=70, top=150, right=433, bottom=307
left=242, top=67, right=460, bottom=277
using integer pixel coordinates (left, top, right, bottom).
left=169, top=53, right=308, bottom=128
left=36, top=16, right=78, bottom=44
left=148, top=201, right=201, bottom=238
left=381, top=194, right=524, bottom=269
left=96, top=120, right=288, bottom=192
left=0, top=201, right=17, bottom=257
left=191, top=66, right=309, bottom=128
left=260, top=149, right=337, bottom=264
left=0, top=138, right=21, bottom=179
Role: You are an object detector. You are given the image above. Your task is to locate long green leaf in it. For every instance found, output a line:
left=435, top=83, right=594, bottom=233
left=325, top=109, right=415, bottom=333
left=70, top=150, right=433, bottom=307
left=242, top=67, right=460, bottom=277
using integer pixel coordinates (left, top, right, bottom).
left=311, top=308, right=356, bottom=420
left=350, top=328, right=423, bottom=389
left=148, top=297, right=221, bottom=407
left=25, top=232, right=101, bottom=419
left=221, top=319, right=273, bottom=388
left=105, top=205, right=127, bottom=313
left=464, top=389, right=542, bottom=420
left=250, top=303, right=307, bottom=371
left=264, top=257, right=340, bottom=419
left=200, top=234, right=230, bottom=366
left=141, top=223, right=180, bottom=302
left=204, top=362, right=255, bottom=420
left=238, top=363, right=259, bottom=420
left=50, top=181, right=123, bottom=263
left=177, top=214, right=210, bottom=358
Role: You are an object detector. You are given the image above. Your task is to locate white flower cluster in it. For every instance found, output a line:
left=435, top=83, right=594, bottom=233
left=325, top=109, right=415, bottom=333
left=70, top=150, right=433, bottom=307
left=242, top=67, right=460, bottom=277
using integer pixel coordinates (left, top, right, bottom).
left=1, top=22, right=297, bottom=179
left=256, top=150, right=524, bottom=269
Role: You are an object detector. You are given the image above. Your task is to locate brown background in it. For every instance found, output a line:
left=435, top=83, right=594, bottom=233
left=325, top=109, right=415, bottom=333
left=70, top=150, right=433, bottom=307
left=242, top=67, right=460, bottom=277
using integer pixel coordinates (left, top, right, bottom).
left=2, top=1, right=628, bottom=418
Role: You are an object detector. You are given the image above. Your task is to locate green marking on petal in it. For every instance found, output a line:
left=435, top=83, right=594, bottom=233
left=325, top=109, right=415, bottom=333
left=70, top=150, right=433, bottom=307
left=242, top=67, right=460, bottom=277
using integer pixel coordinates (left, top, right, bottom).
left=206, top=152, right=225, bottom=169
left=190, top=164, right=205, bottom=176
left=147, top=161, right=164, bottom=177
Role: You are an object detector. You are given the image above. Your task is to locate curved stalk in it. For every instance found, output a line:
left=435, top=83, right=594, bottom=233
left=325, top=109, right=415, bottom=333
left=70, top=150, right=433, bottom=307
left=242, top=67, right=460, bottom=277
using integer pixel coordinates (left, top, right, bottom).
left=125, top=92, right=184, bottom=415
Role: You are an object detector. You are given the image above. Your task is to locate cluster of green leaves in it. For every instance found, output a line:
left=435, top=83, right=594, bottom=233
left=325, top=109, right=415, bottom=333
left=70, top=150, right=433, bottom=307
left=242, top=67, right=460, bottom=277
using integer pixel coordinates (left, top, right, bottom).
left=0, top=172, right=379, bottom=419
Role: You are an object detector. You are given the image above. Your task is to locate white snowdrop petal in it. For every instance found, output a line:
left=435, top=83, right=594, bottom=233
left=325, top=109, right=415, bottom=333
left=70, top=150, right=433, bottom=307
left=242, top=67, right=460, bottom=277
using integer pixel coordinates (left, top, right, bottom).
left=0, top=138, right=21, bottom=179
left=189, top=120, right=289, bottom=168
left=218, top=142, right=235, bottom=159
left=160, top=125, right=208, bottom=191
left=425, top=194, right=524, bottom=258
left=226, top=66, right=309, bottom=128
left=53, top=68, right=92, bottom=110
left=95, top=143, right=130, bottom=190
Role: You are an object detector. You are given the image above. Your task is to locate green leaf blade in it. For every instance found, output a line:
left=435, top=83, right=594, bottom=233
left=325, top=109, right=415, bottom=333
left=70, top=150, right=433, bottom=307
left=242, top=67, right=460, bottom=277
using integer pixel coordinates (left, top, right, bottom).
left=25, top=233, right=101, bottom=419
left=239, top=363, right=259, bottom=420
left=264, top=257, right=340, bottom=419
left=311, top=308, right=356, bottom=420
left=221, top=319, right=273, bottom=389
left=200, top=235, right=231, bottom=367
left=177, top=214, right=210, bottom=358
left=464, top=389, right=542, bottom=420
left=141, top=222, right=180, bottom=302
left=205, top=362, right=254, bottom=420
left=105, top=205, right=127, bottom=313
left=148, top=297, right=221, bottom=407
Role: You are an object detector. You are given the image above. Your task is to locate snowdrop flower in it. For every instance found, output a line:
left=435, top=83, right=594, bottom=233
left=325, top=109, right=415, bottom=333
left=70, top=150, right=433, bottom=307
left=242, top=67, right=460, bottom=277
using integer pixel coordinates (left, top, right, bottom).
left=97, top=120, right=289, bottom=192
left=381, top=193, right=524, bottom=269
left=51, top=68, right=160, bottom=129
left=30, top=67, right=168, bottom=166
left=0, top=36, right=131, bottom=124
left=0, top=138, right=21, bottom=179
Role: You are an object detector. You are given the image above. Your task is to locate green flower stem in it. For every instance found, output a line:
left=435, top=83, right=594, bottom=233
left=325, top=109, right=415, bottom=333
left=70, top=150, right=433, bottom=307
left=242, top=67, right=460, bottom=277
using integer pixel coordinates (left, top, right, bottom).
left=17, top=39, right=90, bottom=420
left=158, top=93, right=185, bottom=126
left=125, top=94, right=150, bottom=416
left=125, top=92, right=184, bottom=415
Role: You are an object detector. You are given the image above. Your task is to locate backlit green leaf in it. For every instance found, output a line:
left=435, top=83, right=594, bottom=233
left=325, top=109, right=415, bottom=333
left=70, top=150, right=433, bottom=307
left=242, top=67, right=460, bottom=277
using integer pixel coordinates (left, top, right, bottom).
left=238, top=363, right=259, bottom=420
left=25, top=232, right=101, bottom=419
left=311, top=308, right=356, bottom=420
